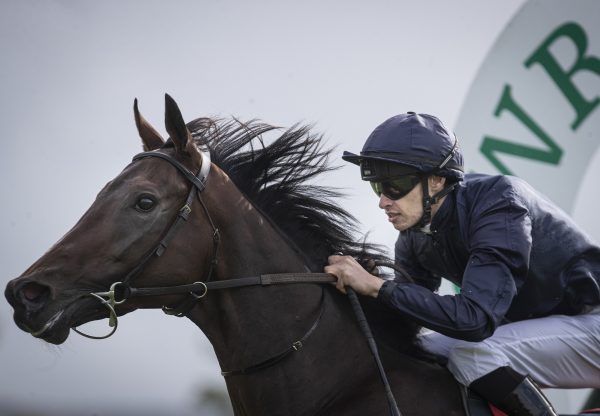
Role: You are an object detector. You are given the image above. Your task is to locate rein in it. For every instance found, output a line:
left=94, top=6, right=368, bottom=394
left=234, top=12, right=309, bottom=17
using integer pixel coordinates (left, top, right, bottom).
left=72, top=148, right=402, bottom=416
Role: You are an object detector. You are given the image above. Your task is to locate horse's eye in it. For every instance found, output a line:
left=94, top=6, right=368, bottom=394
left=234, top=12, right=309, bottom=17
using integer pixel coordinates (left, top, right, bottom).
left=135, top=196, right=156, bottom=212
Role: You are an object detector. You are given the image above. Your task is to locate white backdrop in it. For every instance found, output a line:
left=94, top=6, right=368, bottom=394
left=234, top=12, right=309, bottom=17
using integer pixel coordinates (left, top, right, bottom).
left=8, top=1, right=598, bottom=415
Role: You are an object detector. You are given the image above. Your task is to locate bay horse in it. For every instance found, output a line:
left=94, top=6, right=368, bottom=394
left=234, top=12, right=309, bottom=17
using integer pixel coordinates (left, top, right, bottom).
left=5, top=95, right=465, bottom=415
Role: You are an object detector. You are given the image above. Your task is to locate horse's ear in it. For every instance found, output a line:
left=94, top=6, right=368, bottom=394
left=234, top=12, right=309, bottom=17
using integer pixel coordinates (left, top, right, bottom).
left=164, top=94, right=199, bottom=159
left=134, top=98, right=165, bottom=151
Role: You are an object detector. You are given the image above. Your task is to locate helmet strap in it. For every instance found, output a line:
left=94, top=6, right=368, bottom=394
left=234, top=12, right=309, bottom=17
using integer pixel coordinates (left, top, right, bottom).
left=417, top=176, right=433, bottom=230
left=412, top=176, right=457, bottom=232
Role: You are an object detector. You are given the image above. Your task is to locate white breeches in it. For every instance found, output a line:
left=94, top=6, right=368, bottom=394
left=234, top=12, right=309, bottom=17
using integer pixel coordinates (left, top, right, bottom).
left=419, top=306, right=600, bottom=388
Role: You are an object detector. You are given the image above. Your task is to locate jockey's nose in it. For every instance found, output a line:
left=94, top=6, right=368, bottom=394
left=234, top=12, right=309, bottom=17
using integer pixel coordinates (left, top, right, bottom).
left=5, top=278, right=52, bottom=314
left=379, top=193, right=393, bottom=209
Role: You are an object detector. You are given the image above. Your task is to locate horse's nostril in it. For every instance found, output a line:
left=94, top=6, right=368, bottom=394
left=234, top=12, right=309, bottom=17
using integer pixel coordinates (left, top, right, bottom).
left=19, top=282, right=51, bottom=304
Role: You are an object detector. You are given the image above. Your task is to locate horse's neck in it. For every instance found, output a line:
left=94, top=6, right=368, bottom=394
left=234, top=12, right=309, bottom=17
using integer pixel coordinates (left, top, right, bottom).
left=188, top=176, right=316, bottom=356
left=185, top=178, right=348, bottom=410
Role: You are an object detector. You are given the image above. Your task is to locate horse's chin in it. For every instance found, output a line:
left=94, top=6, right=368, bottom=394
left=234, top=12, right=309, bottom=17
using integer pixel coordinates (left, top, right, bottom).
left=14, top=297, right=111, bottom=345
left=12, top=307, right=71, bottom=345
left=33, top=316, right=71, bottom=344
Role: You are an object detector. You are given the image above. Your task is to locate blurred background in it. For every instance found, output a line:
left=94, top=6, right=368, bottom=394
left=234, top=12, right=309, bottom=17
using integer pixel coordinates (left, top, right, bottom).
left=1, top=0, right=598, bottom=415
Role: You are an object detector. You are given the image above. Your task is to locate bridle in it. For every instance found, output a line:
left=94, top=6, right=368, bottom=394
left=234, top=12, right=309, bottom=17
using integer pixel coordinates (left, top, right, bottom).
left=73, top=146, right=215, bottom=339
left=72, top=146, right=402, bottom=415
left=72, top=146, right=337, bottom=367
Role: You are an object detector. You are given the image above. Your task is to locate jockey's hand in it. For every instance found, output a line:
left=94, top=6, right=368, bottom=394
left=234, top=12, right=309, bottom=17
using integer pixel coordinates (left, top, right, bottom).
left=324, top=255, right=384, bottom=297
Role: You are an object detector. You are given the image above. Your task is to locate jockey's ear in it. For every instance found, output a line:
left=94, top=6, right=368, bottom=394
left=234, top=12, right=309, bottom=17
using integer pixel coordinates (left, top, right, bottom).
left=428, top=175, right=446, bottom=193
left=133, top=98, right=165, bottom=151
left=164, top=93, right=201, bottom=161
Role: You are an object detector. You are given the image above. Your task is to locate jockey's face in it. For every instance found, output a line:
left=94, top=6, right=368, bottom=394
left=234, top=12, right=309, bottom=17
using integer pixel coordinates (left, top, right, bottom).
left=377, top=175, right=446, bottom=231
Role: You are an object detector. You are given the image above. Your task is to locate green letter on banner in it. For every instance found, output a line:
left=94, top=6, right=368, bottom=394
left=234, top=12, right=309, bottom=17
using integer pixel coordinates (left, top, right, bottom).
left=525, top=22, right=600, bottom=131
left=480, top=85, right=563, bottom=175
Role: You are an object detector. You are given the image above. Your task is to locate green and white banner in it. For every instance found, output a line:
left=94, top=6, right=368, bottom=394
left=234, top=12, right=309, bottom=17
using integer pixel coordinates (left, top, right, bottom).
left=456, top=0, right=599, bottom=214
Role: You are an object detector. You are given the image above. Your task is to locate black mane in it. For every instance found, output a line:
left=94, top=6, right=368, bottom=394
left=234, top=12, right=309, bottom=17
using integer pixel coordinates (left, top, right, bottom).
left=188, top=117, right=385, bottom=270
left=187, top=117, right=425, bottom=355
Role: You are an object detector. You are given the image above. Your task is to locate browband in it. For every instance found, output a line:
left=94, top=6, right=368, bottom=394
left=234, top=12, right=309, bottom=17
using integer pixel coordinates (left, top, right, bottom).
left=132, top=149, right=211, bottom=192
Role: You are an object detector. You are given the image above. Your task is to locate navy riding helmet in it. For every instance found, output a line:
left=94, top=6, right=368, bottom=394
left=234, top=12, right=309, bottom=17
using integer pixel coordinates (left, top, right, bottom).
left=343, top=112, right=464, bottom=229
left=343, top=112, right=463, bottom=181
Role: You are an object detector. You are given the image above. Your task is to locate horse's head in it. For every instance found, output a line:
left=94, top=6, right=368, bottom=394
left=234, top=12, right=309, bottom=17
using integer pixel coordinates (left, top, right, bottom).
left=5, top=95, right=216, bottom=344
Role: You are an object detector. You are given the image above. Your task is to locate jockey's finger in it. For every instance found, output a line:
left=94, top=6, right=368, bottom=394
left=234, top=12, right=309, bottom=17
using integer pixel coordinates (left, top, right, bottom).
left=324, top=265, right=342, bottom=287
left=327, top=254, right=342, bottom=264
left=335, top=278, right=346, bottom=294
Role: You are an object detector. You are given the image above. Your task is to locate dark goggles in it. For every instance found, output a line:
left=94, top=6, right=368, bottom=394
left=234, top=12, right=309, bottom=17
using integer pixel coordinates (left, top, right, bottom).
left=370, top=175, right=421, bottom=200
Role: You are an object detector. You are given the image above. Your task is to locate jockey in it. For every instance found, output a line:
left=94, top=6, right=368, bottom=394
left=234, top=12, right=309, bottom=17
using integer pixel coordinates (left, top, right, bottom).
left=325, top=112, right=600, bottom=416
